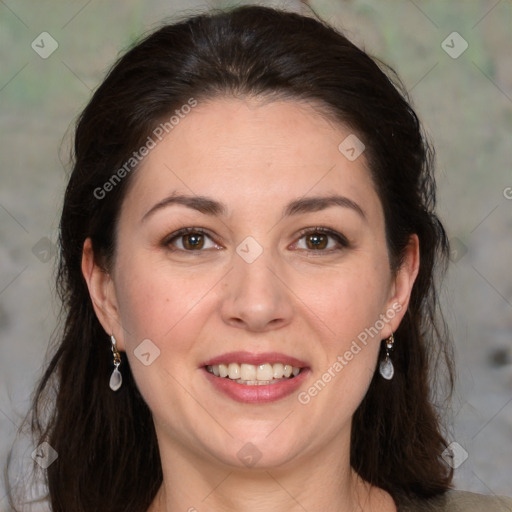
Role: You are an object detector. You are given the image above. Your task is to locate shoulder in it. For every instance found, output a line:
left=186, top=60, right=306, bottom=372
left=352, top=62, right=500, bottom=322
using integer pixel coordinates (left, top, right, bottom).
left=399, top=490, right=512, bottom=511
left=443, top=491, right=512, bottom=511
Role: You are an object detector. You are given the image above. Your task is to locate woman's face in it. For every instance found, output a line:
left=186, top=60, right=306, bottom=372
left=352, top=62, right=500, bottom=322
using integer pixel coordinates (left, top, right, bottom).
left=84, top=96, right=417, bottom=471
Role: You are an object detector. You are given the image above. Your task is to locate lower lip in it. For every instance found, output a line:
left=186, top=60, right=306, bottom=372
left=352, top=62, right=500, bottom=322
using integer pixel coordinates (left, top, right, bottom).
left=202, top=367, right=310, bottom=403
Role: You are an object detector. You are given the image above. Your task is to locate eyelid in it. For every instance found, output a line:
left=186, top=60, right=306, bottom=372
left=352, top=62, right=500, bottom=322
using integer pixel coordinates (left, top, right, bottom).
left=162, top=226, right=350, bottom=252
left=292, top=226, right=350, bottom=250
left=163, top=227, right=221, bottom=250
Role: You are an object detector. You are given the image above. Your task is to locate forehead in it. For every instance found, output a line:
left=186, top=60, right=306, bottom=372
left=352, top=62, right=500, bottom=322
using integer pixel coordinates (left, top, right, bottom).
left=122, top=96, right=382, bottom=220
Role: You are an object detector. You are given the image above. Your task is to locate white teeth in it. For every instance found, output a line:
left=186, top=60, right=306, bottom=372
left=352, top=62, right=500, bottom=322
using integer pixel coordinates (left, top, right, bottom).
left=228, top=363, right=240, bottom=380
left=273, top=363, right=284, bottom=379
left=240, top=363, right=256, bottom=381
left=219, top=364, right=229, bottom=378
left=256, top=363, right=273, bottom=381
left=235, top=379, right=279, bottom=385
left=206, top=362, right=302, bottom=384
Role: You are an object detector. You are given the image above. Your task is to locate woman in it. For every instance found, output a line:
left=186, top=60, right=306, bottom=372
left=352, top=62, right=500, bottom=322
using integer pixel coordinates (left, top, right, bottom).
left=8, top=4, right=512, bottom=512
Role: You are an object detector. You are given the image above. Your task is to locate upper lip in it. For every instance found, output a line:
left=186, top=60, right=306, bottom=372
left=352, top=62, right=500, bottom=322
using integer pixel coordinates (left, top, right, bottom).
left=201, top=351, right=309, bottom=368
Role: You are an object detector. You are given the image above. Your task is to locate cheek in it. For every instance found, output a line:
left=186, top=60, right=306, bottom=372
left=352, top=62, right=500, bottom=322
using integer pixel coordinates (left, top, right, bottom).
left=296, top=287, right=384, bottom=432
left=293, top=256, right=390, bottom=404
left=298, top=259, right=390, bottom=342
left=112, top=258, right=215, bottom=412
left=113, top=252, right=214, bottom=342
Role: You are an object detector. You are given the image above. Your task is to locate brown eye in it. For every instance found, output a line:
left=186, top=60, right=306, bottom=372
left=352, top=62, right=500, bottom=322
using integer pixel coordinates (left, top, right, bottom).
left=305, top=233, right=328, bottom=250
left=182, top=233, right=205, bottom=250
left=165, top=229, right=218, bottom=251
left=294, top=228, right=349, bottom=252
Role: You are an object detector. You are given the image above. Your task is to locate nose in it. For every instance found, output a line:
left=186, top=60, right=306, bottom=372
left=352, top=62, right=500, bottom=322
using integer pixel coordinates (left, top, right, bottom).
left=220, top=247, right=294, bottom=332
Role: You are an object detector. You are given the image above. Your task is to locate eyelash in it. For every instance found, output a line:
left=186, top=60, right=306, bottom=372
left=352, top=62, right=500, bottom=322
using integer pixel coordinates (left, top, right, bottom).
left=294, top=227, right=350, bottom=252
left=163, top=226, right=349, bottom=254
left=163, top=227, right=217, bottom=251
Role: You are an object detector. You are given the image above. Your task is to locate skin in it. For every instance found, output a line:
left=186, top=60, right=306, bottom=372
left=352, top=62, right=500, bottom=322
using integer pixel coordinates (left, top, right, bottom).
left=82, top=96, right=419, bottom=512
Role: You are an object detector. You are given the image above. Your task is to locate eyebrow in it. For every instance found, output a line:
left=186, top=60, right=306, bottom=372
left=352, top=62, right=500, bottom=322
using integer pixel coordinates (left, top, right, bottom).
left=141, top=194, right=227, bottom=222
left=284, top=196, right=366, bottom=221
left=141, top=193, right=366, bottom=223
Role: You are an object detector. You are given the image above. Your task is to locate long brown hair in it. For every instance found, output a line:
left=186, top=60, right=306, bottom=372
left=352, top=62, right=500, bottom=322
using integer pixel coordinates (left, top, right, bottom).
left=8, top=5, right=454, bottom=510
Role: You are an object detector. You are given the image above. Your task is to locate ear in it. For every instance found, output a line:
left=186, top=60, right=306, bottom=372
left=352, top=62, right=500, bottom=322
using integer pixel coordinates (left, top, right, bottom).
left=381, top=234, right=420, bottom=337
left=81, top=238, right=125, bottom=351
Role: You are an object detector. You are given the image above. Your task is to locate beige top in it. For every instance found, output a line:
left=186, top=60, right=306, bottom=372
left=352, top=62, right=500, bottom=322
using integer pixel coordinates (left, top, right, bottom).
left=399, top=490, right=512, bottom=511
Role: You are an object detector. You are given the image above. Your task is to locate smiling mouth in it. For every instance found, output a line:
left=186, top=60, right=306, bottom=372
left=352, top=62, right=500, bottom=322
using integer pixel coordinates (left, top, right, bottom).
left=205, top=362, right=303, bottom=385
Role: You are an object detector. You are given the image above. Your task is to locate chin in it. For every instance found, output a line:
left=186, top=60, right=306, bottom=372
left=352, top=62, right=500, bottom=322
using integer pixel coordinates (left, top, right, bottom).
left=207, top=431, right=304, bottom=471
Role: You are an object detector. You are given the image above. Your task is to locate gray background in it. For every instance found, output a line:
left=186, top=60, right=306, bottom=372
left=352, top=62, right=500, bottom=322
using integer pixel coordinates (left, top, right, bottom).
left=1, top=0, right=511, bottom=509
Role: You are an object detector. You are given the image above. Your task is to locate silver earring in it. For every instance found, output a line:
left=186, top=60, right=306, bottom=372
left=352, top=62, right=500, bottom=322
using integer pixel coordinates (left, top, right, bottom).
left=379, top=333, right=394, bottom=380
left=109, top=334, right=123, bottom=391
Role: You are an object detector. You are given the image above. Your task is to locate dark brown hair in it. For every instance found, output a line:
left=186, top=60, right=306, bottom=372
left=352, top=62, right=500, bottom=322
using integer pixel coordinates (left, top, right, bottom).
left=8, top=4, right=454, bottom=511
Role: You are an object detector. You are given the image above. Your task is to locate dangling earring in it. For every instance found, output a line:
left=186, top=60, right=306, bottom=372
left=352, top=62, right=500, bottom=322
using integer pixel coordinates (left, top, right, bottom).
left=379, top=333, right=395, bottom=380
left=109, top=334, right=123, bottom=391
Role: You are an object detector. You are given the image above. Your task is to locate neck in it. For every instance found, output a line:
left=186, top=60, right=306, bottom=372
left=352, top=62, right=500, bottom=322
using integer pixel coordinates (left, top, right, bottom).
left=147, top=432, right=394, bottom=512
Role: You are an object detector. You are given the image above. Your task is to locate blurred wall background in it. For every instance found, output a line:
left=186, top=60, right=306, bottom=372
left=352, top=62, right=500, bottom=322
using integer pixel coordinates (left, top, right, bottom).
left=1, top=0, right=511, bottom=509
